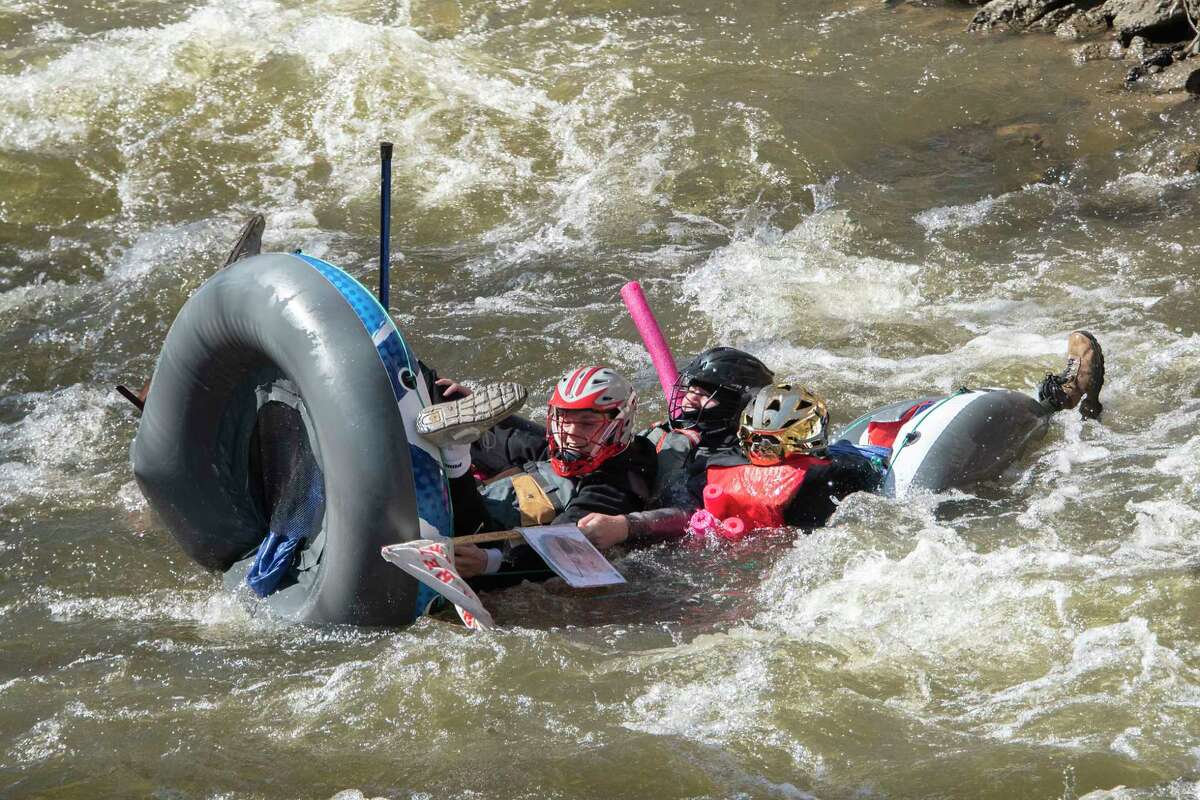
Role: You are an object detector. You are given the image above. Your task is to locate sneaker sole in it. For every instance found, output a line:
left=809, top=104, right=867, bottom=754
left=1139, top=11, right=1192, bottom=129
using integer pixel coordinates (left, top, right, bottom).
left=416, top=383, right=528, bottom=445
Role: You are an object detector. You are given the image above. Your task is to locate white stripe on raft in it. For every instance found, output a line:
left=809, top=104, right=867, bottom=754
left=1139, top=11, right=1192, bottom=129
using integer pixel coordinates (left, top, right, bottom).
left=884, top=391, right=986, bottom=498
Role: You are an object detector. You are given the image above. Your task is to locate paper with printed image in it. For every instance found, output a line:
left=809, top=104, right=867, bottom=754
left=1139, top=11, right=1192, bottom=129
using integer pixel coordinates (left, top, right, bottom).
left=517, top=525, right=626, bottom=588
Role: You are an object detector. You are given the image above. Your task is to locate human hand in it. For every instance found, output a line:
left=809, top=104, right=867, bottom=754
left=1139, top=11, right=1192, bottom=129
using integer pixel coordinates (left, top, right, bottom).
left=576, top=513, right=630, bottom=550
left=435, top=377, right=472, bottom=401
left=453, top=544, right=489, bottom=578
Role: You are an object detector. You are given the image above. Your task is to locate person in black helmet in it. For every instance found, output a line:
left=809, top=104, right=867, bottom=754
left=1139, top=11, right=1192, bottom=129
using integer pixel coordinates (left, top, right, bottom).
left=577, top=346, right=775, bottom=548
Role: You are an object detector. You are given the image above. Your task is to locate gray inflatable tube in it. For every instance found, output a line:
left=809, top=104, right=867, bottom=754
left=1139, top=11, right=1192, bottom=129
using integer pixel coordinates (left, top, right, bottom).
left=132, top=253, right=452, bottom=626
left=839, top=388, right=1050, bottom=498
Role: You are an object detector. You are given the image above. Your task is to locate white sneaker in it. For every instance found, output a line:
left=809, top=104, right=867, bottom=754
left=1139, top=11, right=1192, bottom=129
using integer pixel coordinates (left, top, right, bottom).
left=416, top=382, right=527, bottom=446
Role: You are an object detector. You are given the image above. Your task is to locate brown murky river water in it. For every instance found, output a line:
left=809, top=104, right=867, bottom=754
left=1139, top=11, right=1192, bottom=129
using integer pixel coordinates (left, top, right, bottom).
left=2, top=1, right=1198, bottom=798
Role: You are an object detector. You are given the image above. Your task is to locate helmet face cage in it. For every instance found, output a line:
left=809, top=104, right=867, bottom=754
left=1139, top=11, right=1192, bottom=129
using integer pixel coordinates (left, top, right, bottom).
left=546, top=407, right=632, bottom=477
left=667, top=348, right=774, bottom=436
left=738, top=384, right=829, bottom=466
left=545, top=367, right=637, bottom=477
left=743, top=431, right=787, bottom=465
left=666, top=374, right=742, bottom=432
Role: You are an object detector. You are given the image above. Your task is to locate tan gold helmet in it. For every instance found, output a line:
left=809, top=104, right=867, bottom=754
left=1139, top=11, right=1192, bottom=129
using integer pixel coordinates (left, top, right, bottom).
left=738, top=384, right=829, bottom=465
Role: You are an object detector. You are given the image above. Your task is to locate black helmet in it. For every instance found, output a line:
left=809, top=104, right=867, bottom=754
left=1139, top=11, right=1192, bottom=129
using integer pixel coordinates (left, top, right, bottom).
left=668, top=347, right=774, bottom=440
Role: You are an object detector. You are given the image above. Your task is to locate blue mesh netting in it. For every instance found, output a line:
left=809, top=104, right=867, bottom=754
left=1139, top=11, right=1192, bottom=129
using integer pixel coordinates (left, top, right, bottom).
left=246, top=401, right=326, bottom=597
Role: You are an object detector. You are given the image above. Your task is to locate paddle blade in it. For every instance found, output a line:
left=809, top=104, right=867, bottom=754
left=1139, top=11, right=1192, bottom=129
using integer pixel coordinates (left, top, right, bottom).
left=381, top=541, right=496, bottom=630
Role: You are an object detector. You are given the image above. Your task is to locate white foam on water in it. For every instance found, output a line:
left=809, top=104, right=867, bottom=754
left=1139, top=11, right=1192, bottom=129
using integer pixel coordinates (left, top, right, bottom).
left=30, top=20, right=74, bottom=43
left=37, top=585, right=283, bottom=636
left=286, top=10, right=555, bottom=209
left=7, top=716, right=70, bottom=766
left=618, top=627, right=831, bottom=783
left=755, top=327, right=1069, bottom=399
left=1122, top=499, right=1200, bottom=558
left=0, top=1, right=36, bottom=15
left=1153, top=433, right=1200, bottom=484
left=282, top=660, right=375, bottom=720
left=0, top=280, right=83, bottom=315
left=0, top=0, right=697, bottom=309
left=758, top=532, right=1079, bottom=671
left=115, top=480, right=148, bottom=514
left=101, top=219, right=220, bottom=284
left=0, top=384, right=120, bottom=506
left=914, top=195, right=999, bottom=234
left=682, top=209, right=923, bottom=343
left=0, top=3, right=235, bottom=152
left=0, top=0, right=553, bottom=225
left=483, top=88, right=683, bottom=263
left=1100, top=170, right=1193, bottom=203
left=1079, top=780, right=1200, bottom=800
left=1011, top=419, right=1106, bottom=531
left=964, top=617, right=1200, bottom=746
left=626, top=636, right=770, bottom=744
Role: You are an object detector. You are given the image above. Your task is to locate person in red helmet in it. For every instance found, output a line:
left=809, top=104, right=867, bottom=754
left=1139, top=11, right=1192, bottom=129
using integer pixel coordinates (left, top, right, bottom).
left=544, top=366, right=641, bottom=477
left=423, top=366, right=656, bottom=590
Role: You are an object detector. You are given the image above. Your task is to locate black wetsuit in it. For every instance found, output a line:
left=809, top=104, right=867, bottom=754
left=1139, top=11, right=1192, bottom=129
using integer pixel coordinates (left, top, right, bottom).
left=449, top=439, right=657, bottom=535
left=469, top=415, right=548, bottom=476
left=451, top=417, right=656, bottom=590
left=624, top=423, right=741, bottom=544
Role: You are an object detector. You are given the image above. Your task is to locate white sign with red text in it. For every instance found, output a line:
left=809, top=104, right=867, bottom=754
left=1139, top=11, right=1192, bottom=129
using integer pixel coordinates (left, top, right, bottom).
left=381, top=541, right=495, bottom=630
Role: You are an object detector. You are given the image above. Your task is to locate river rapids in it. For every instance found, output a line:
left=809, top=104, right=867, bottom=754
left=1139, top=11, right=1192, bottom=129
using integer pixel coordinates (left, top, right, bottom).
left=1, top=1, right=1198, bottom=798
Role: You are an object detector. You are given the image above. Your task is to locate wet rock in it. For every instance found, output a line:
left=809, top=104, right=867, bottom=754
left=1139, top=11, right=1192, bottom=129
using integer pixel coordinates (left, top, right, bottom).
left=1177, top=146, right=1200, bottom=173
left=1145, top=46, right=1178, bottom=66
left=1126, top=44, right=1180, bottom=79
left=1037, top=4, right=1080, bottom=30
left=1073, top=39, right=1128, bottom=61
left=1054, top=8, right=1111, bottom=37
left=1101, top=0, right=1190, bottom=44
left=1125, top=34, right=1151, bottom=58
left=1151, top=58, right=1200, bottom=90
left=1167, top=144, right=1200, bottom=174
left=968, top=0, right=1074, bottom=30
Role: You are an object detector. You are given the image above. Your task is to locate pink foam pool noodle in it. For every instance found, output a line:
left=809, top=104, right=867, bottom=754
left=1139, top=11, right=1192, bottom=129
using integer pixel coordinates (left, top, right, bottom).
left=703, top=483, right=732, bottom=519
left=719, top=516, right=747, bottom=542
left=620, top=280, right=679, bottom=401
left=686, top=509, right=720, bottom=539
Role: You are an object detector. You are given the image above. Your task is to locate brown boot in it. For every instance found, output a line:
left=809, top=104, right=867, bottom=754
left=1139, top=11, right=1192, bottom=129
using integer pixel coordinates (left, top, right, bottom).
left=1038, top=331, right=1105, bottom=419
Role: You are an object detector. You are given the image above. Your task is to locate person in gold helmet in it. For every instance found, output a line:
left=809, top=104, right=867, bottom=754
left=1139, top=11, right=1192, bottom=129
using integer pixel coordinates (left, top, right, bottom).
left=695, top=384, right=884, bottom=532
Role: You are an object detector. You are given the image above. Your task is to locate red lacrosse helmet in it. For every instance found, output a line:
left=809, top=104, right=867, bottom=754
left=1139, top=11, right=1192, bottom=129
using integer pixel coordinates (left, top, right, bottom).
left=546, top=367, right=638, bottom=477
